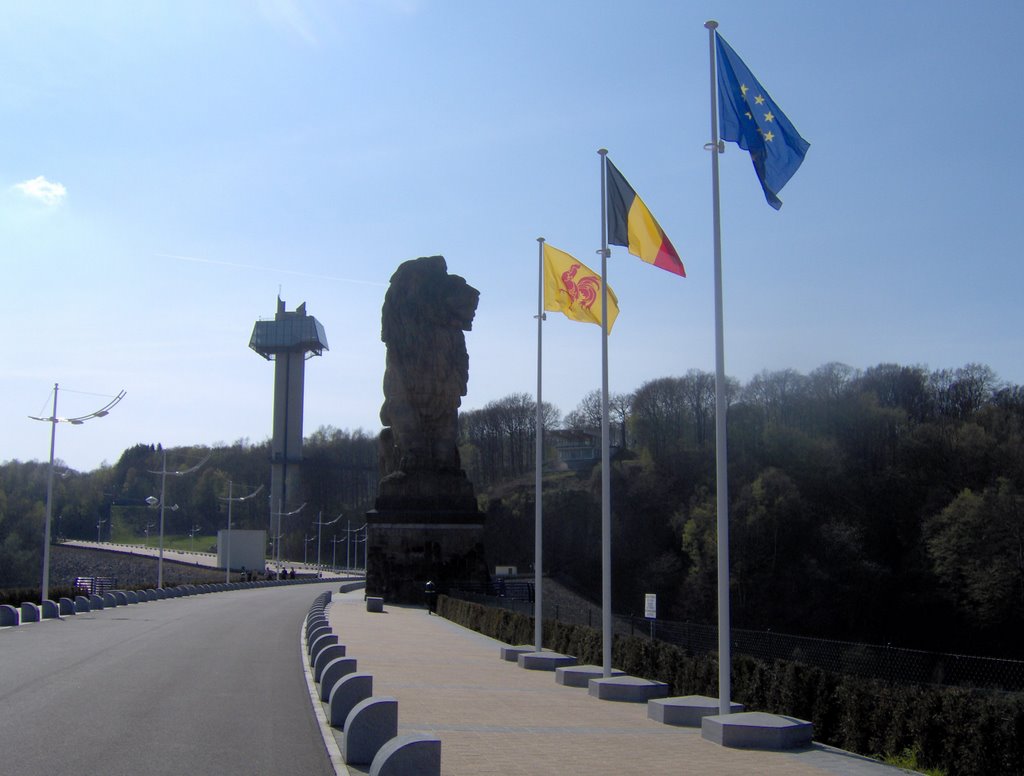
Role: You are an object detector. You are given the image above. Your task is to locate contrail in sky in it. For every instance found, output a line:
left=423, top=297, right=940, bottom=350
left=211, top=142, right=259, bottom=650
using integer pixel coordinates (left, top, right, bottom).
left=154, top=253, right=388, bottom=287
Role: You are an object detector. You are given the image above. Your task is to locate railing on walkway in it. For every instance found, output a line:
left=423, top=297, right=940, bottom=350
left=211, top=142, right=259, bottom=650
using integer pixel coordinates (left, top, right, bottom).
left=73, top=576, right=117, bottom=595
left=446, top=585, right=1024, bottom=692
left=449, top=579, right=535, bottom=616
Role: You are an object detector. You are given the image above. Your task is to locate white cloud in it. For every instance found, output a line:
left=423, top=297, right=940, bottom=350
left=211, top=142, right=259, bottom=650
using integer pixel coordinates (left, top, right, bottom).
left=14, top=175, right=67, bottom=206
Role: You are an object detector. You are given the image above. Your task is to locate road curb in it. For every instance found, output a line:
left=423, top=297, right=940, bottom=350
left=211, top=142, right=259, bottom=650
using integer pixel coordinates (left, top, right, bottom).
left=301, top=595, right=350, bottom=776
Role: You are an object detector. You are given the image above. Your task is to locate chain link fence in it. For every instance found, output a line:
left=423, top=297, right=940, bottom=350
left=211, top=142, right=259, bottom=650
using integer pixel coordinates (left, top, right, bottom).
left=448, top=583, right=1024, bottom=692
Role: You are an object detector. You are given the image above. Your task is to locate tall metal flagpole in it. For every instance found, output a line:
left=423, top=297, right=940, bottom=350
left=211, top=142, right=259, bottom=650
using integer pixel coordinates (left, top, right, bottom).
left=597, top=148, right=613, bottom=678
left=535, top=237, right=546, bottom=653
left=705, top=19, right=733, bottom=716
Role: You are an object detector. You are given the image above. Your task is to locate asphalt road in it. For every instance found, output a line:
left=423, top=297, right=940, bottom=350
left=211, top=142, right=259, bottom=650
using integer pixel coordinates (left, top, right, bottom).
left=0, top=582, right=338, bottom=776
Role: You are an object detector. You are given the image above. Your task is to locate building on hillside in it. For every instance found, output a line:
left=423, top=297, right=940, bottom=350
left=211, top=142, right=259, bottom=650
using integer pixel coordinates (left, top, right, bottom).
left=547, top=429, right=620, bottom=472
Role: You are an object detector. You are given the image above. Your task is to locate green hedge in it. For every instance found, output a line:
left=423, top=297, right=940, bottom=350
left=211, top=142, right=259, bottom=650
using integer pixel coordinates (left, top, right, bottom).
left=436, top=595, right=1024, bottom=776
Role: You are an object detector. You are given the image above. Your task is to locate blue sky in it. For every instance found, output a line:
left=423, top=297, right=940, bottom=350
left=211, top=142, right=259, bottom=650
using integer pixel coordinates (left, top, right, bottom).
left=3, top=0, right=1022, bottom=472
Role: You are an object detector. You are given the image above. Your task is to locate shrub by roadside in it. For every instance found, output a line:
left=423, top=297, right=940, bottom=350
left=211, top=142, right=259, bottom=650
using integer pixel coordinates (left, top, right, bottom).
left=437, top=595, right=1024, bottom=776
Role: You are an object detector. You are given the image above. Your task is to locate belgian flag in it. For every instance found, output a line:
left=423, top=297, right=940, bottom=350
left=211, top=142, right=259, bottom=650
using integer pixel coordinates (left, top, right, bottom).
left=605, top=156, right=685, bottom=277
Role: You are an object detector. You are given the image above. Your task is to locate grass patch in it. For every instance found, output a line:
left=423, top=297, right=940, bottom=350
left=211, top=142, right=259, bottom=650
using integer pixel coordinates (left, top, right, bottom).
left=884, top=747, right=947, bottom=775
left=107, top=514, right=215, bottom=553
left=159, top=535, right=216, bottom=552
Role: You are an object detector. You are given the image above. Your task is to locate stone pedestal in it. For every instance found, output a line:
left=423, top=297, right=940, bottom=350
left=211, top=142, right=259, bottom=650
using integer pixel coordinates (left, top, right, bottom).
left=701, top=711, right=813, bottom=749
left=365, top=510, right=488, bottom=604
left=517, top=652, right=577, bottom=671
left=648, top=695, right=744, bottom=727
left=588, top=675, right=669, bottom=703
left=556, top=665, right=625, bottom=688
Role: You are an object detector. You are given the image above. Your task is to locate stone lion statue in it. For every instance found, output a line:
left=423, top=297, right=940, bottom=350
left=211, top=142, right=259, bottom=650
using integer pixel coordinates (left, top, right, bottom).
left=376, top=256, right=480, bottom=514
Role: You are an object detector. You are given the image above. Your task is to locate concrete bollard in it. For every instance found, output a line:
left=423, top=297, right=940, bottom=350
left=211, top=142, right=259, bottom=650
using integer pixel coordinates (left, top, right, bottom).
left=307, top=624, right=332, bottom=649
left=306, top=616, right=329, bottom=638
left=89, top=594, right=105, bottom=609
left=328, top=672, right=372, bottom=726
left=343, top=696, right=398, bottom=765
left=369, top=734, right=442, bottom=776
left=40, top=600, right=61, bottom=619
left=112, top=591, right=128, bottom=606
left=322, top=658, right=360, bottom=705
left=309, top=633, right=339, bottom=665
left=102, top=592, right=118, bottom=607
left=314, top=644, right=348, bottom=683
left=125, top=590, right=139, bottom=604
left=306, top=621, right=328, bottom=640
left=366, top=597, right=384, bottom=613
left=0, top=604, right=20, bottom=626
left=74, top=595, right=91, bottom=613
left=21, top=602, right=41, bottom=622
left=59, top=597, right=77, bottom=616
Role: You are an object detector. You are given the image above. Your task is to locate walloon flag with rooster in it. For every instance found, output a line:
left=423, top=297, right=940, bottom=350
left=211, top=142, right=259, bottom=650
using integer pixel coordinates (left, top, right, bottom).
left=543, top=243, right=619, bottom=332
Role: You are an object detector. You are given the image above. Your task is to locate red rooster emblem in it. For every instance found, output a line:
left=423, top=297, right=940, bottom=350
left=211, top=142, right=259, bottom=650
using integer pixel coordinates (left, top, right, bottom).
left=560, top=263, right=600, bottom=310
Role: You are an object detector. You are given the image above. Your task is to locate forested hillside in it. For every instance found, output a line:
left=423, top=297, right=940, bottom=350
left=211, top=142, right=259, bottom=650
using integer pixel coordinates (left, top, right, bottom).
left=462, top=362, right=1024, bottom=659
left=3, top=361, right=1021, bottom=659
left=0, top=428, right=377, bottom=586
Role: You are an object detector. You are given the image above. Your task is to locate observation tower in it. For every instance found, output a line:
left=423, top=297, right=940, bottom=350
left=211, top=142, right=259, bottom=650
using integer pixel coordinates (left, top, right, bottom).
left=249, top=298, right=328, bottom=556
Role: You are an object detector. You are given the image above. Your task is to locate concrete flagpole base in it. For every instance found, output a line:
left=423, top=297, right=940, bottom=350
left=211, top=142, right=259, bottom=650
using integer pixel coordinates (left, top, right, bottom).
left=648, top=695, right=744, bottom=726
left=701, top=711, right=813, bottom=750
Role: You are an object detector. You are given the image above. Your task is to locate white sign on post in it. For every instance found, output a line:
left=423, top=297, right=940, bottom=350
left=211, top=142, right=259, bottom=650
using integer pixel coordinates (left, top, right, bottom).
left=644, top=593, right=657, bottom=620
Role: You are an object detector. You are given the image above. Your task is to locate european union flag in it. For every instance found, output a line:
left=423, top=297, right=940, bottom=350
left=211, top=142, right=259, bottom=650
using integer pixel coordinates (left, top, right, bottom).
left=716, top=32, right=809, bottom=209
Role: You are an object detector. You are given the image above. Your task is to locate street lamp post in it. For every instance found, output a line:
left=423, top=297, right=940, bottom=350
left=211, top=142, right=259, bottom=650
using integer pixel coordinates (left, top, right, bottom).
left=304, top=535, right=316, bottom=565
left=346, top=520, right=351, bottom=571
left=148, top=449, right=208, bottom=589
left=353, top=523, right=368, bottom=572
left=330, top=535, right=344, bottom=571
left=189, top=524, right=201, bottom=552
left=270, top=502, right=306, bottom=574
left=219, top=482, right=263, bottom=583
left=96, top=518, right=106, bottom=544
left=313, top=511, right=342, bottom=572
left=29, top=383, right=125, bottom=604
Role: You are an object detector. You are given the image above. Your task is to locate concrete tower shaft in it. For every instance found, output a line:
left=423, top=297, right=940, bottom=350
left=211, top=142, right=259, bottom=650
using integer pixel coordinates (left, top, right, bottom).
left=249, top=298, right=328, bottom=561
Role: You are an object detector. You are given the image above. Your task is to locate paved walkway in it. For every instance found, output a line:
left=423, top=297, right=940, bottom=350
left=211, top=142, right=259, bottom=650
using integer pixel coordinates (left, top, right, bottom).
left=322, top=590, right=917, bottom=776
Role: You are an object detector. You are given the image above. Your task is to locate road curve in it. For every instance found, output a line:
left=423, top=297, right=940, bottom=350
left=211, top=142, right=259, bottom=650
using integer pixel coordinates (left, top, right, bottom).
left=0, top=582, right=338, bottom=776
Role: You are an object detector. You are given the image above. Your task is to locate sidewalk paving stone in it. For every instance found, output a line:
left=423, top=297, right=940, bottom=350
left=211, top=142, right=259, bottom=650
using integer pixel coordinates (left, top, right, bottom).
left=326, top=593, right=917, bottom=776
